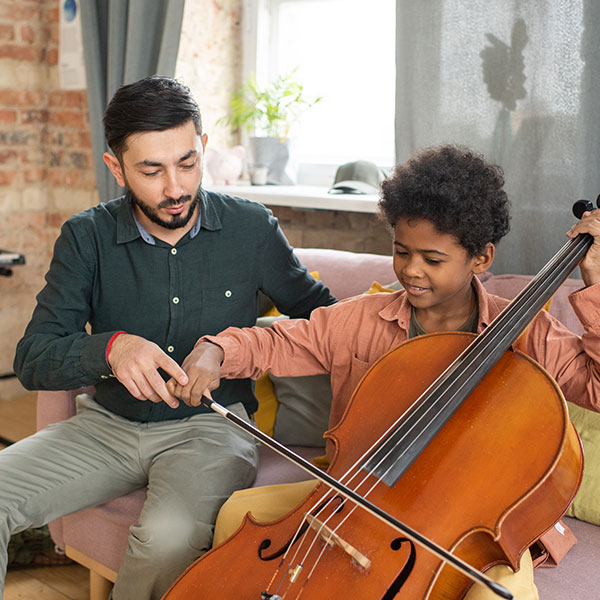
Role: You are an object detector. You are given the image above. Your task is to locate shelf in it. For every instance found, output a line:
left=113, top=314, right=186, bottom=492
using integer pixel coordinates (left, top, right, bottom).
left=207, top=184, right=379, bottom=213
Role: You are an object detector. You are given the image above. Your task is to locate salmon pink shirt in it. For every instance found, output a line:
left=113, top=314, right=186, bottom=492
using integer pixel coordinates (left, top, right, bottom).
left=202, top=276, right=600, bottom=431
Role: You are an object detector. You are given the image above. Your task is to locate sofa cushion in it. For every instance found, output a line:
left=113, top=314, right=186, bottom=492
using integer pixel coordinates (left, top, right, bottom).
left=566, top=402, right=600, bottom=525
left=271, top=373, right=332, bottom=447
left=534, top=516, right=600, bottom=599
left=294, top=248, right=396, bottom=300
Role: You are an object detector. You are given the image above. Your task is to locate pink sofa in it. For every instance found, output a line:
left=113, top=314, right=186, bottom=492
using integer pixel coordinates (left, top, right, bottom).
left=36, top=247, right=600, bottom=599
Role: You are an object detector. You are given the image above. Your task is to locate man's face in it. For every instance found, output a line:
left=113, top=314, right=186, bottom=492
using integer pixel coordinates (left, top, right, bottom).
left=104, top=120, right=207, bottom=232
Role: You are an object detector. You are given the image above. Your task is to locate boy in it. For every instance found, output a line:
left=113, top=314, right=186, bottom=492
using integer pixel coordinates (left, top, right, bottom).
left=170, top=145, right=600, bottom=599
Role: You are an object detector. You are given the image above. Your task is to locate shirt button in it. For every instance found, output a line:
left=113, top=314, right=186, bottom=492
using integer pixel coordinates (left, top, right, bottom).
left=172, top=297, right=179, bottom=304
left=167, top=345, right=174, bottom=353
left=225, top=290, right=232, bottom=298
left=171, top=248, right=177, bottom=255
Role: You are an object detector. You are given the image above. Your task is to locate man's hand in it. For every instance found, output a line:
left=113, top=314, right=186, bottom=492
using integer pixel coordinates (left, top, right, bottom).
left=166, top=342, right=224, bottom=407
left=108, top=333, right=189, bottom=408
left=567, top=208, right=600, bottom=287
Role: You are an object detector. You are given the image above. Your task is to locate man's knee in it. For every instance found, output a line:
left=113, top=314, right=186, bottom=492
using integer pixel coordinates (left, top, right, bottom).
left=130, top=511, right=213, bottom=562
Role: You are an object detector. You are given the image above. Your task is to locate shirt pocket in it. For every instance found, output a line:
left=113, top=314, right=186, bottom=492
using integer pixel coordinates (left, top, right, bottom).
left=350, top=353, right=372, bottom=390
left=201, top=282, right=255, bottom=333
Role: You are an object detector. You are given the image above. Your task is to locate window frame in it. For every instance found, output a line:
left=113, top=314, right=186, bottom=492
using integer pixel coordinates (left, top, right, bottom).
left=241, top=0, right=395, bottom=186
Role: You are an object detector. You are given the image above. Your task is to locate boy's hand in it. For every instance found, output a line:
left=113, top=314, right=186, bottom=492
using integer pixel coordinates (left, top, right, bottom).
left=567, top=208, right=600, bottom=287
left=107, top=333, right=188, bottom=408
left=166, top=342, right=225, bottom=407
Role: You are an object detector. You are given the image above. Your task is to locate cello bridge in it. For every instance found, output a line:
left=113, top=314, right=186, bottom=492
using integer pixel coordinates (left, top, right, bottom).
left=305, top=514, right=371, bottom=570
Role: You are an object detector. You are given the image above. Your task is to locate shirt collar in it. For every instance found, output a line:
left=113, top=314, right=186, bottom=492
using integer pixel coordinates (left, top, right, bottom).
left=378, top=292, right=412, bottom=332
left=198, top=187, right=222, bottom=231
left=116, top=193, right=141, bottom=244
left=472, top=275, right=494, bottom=331
left=115, top=190, right=209, bottom=245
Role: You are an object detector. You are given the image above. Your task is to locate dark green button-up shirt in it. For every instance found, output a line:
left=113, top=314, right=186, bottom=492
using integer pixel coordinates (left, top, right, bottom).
left=14, top=189, right=335, bottom=421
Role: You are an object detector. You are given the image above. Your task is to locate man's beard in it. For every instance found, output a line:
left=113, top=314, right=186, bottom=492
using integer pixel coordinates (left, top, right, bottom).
left=129, top=187, right=202, bottom=230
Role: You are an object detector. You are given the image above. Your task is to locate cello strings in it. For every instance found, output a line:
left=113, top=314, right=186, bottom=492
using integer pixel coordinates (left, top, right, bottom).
left=268, top=345, right=501, bottom=591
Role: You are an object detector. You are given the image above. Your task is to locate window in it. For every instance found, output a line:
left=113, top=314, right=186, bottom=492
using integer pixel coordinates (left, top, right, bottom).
left=243, top=0, right=396, bottom=184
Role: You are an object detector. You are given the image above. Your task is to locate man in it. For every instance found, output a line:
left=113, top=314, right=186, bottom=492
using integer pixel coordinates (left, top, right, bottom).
left=4, top=76, right=335, bottom=599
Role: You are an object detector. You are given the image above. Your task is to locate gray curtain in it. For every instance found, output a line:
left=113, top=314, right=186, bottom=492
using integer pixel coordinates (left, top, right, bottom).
left=395, top=1, right=600, bottom=276
left=80, top=0, right=185, bottom=202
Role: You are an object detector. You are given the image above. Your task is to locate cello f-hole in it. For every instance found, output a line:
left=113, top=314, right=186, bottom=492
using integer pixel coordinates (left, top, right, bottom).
left=383, top=537, right=417, bottom=600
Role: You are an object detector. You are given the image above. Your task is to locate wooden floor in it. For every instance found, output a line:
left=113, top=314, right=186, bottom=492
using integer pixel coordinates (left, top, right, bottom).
left=0, top=393, right=90, bottom=600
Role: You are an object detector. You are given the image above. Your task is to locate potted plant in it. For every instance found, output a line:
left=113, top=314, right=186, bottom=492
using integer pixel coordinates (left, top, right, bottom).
left=219, top=70, right=322, bottom=184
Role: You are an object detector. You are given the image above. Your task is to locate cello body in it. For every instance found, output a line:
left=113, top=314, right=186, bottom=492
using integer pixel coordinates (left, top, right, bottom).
left=163, top=332, right=583, bottom=599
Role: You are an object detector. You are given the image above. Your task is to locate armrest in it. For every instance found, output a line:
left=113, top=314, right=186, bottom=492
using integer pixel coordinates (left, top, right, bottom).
left=36, top=386, right=95, bottom=431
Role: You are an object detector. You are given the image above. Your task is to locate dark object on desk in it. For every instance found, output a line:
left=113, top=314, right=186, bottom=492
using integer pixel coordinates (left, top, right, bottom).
left=0, top=249, right=25, bottom=277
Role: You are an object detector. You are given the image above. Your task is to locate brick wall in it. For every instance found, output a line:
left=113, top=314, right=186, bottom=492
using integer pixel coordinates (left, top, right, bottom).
left=0, top=0, right=96, bottom=398
left=267, top=206, right=392, bottom=256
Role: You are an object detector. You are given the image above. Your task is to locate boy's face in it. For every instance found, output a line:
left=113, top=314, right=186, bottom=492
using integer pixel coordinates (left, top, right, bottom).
left=393, top=217, right=493, bottom=323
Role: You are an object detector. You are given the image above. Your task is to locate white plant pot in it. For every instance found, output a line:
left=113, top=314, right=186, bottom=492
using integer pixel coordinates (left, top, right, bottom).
left=249, top=136, right=295, bottom=185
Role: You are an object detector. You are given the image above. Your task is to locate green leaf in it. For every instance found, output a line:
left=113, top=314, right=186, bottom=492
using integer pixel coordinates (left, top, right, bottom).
left=218, top=69, right=323, bottom=137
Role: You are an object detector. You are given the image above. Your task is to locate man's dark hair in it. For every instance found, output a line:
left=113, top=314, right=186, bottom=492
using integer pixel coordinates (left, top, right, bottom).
left=103, top=76, right=202, bottom=159
left=379, top=145, right=511, bottom=256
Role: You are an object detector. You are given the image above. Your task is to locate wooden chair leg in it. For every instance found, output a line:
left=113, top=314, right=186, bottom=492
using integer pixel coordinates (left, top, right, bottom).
left=65, top=544, right=117, bottom=600
left=90, top=570, right=113, bottom=600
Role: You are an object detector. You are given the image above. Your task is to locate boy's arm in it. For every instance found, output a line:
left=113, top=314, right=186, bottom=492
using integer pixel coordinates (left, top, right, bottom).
left=525, top=284, right=600, bottom=412
left=545, top=207, right=600, bottom=410
left=171, top=306, right=337, bottom=407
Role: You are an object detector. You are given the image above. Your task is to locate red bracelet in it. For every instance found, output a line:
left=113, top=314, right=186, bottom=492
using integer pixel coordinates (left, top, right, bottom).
left=106, top=331, right=127, bottom=367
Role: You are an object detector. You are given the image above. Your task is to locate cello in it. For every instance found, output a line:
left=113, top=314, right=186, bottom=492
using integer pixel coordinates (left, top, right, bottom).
left=162, top=200, right=595, bottom=599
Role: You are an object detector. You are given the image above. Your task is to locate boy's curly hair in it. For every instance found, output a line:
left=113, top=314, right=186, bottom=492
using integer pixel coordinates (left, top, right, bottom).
left=379, top=145, right=511, bottom=256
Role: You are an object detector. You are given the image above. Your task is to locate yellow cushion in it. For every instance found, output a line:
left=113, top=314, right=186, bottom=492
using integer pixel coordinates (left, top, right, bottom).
left=566, top=401, right=600, bottom=525
left=213, top=480, right=320, bottom=547
left=253, top=373, right=278, bottom=437
left=464, top=550, right=537, bottom=600
left=262, top=305, right=283, bottom=318
left=366, top=280, right=397, bottom=294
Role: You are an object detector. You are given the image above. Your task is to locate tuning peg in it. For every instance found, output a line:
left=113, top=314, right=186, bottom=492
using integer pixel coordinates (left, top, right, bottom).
left=573, top=200, right=595, bottom=219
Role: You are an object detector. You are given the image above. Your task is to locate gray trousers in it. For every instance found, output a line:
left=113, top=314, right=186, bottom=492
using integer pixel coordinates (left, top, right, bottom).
left=0, top=394, right=258, bottom=599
